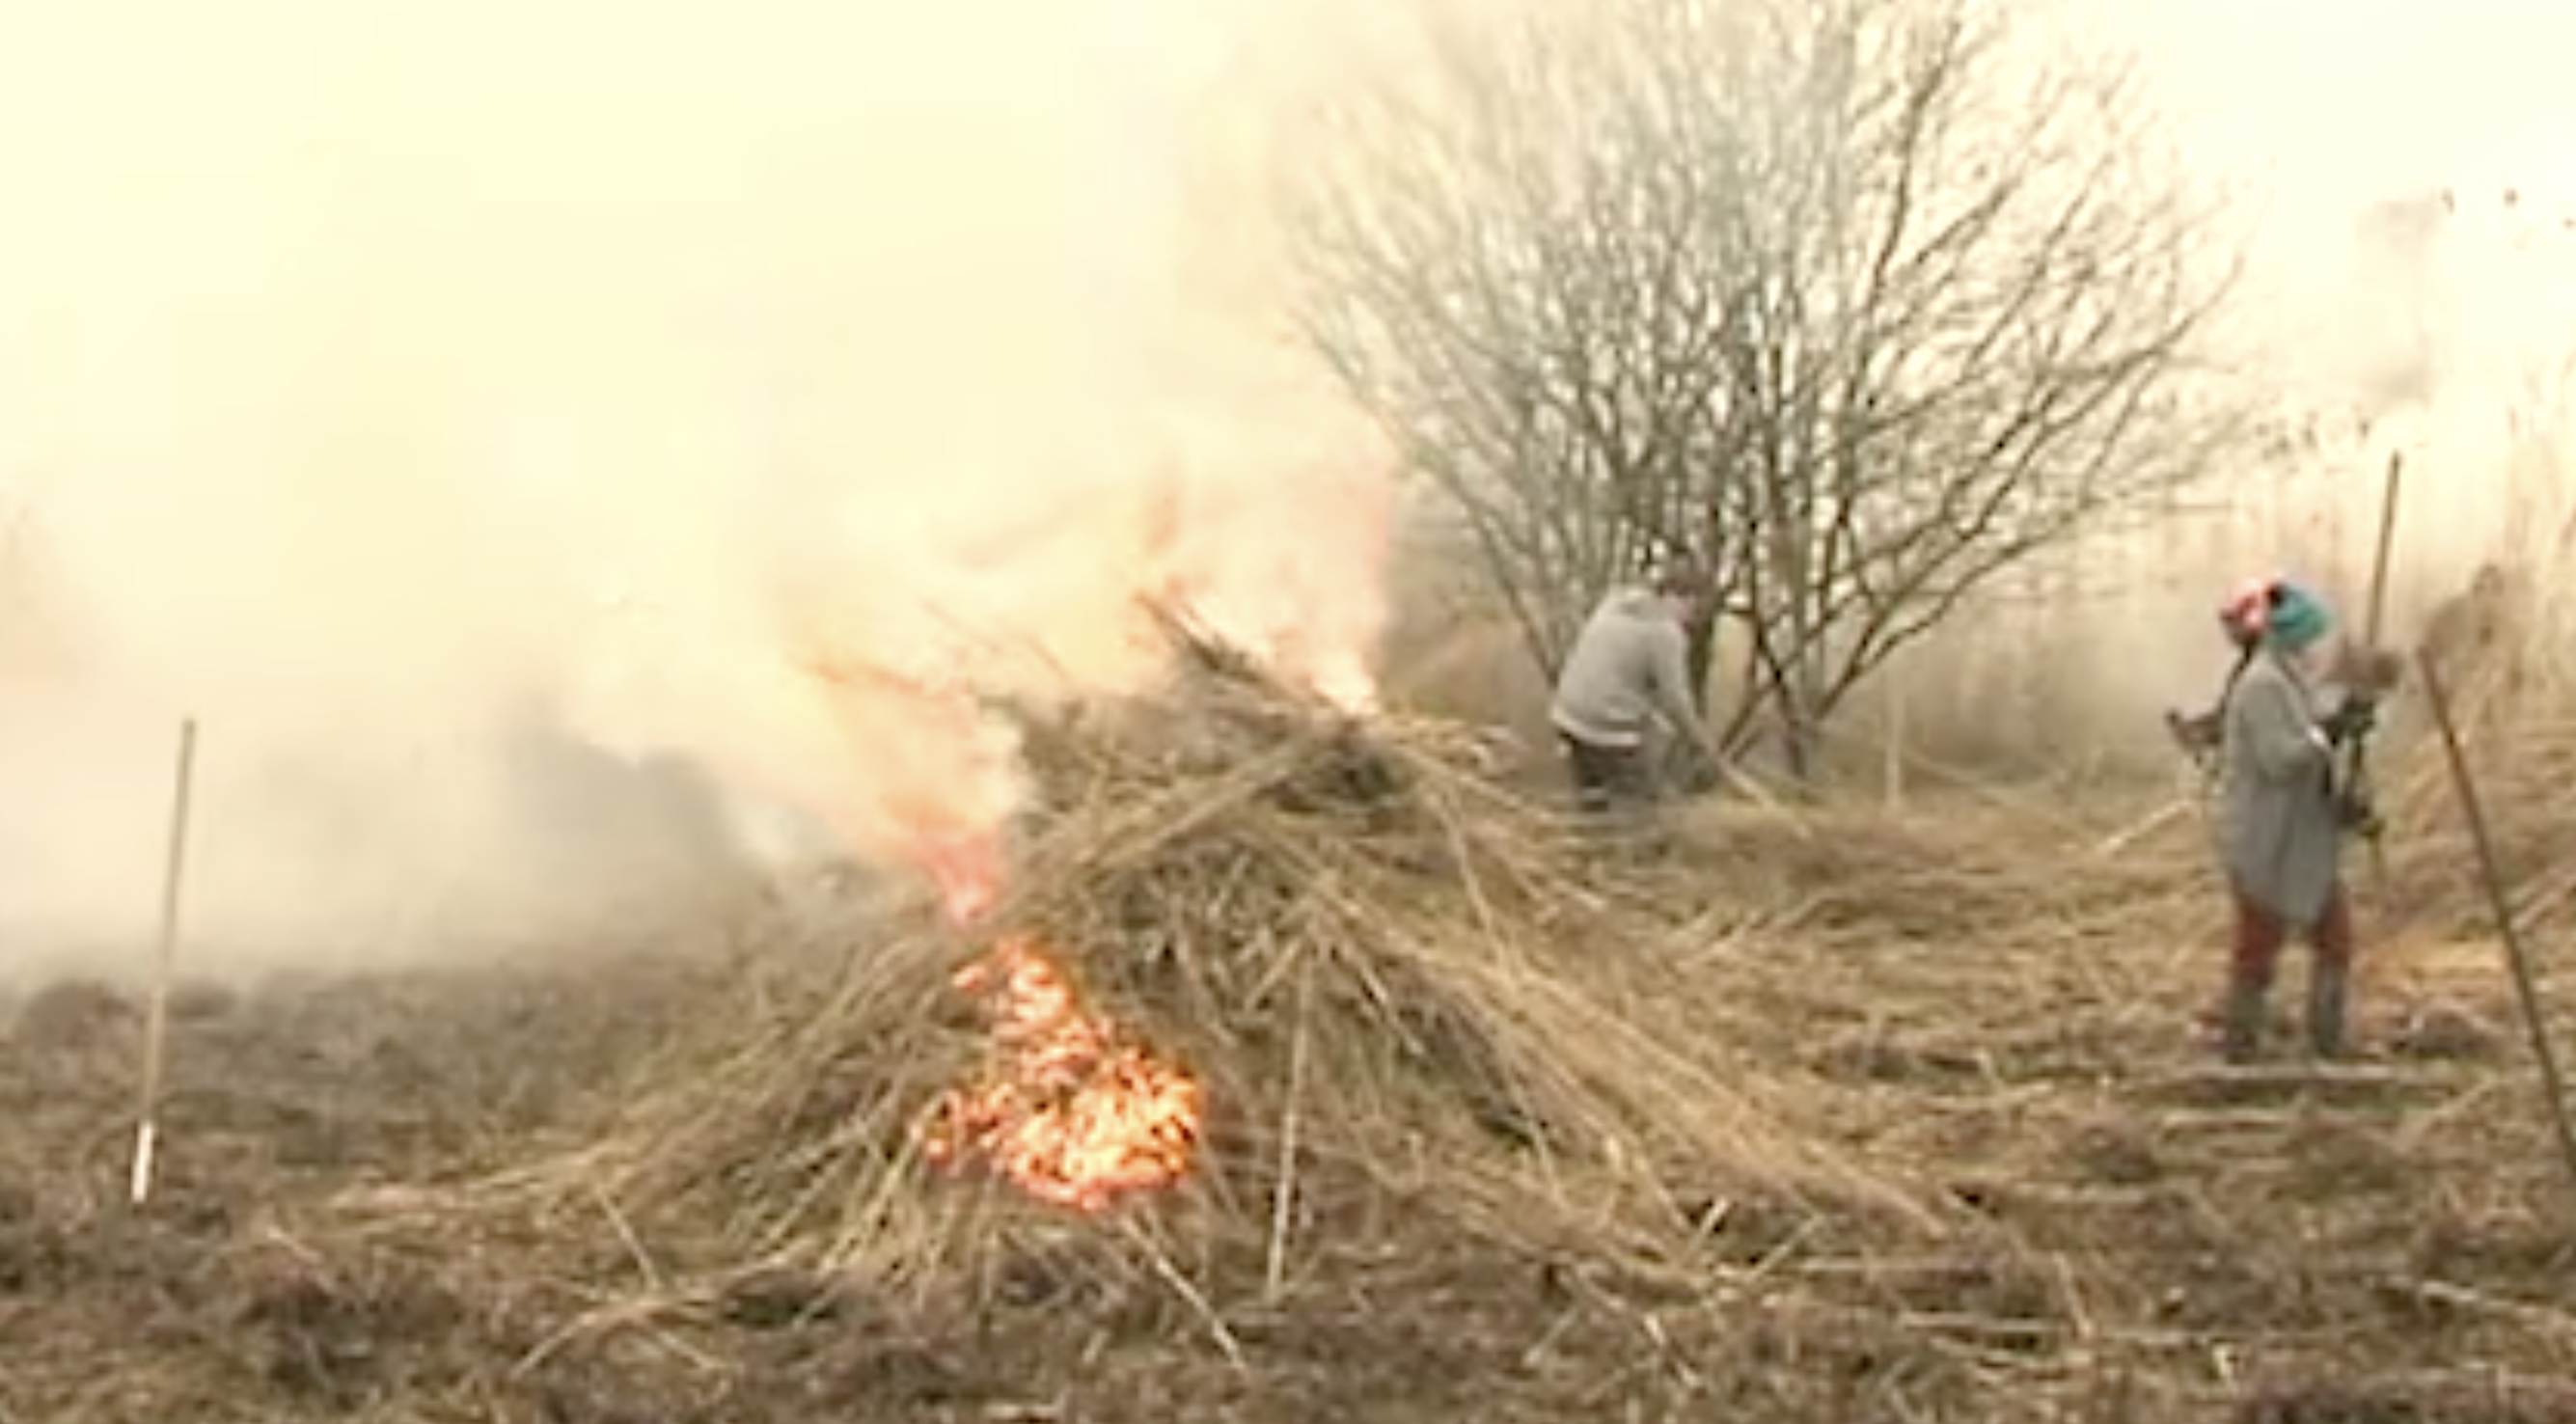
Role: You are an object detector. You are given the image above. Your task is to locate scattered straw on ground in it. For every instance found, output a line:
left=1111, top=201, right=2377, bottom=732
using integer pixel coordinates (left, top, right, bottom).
left=14, top=628, right=2576, bottom=1421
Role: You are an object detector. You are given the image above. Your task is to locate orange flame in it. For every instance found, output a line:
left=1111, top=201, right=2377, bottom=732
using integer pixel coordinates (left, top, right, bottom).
left=913, top=844, right=1200, bottom=1212
left=914, top=827, right=1004, bottom=924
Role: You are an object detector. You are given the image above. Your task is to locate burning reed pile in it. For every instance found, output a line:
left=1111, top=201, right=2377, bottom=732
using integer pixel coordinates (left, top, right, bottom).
left=496, top=637, right=1918, bottom=1314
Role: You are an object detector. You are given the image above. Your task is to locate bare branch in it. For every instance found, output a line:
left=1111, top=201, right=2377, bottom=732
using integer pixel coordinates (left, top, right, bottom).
left=1282, top=0, right=2242, bottom=768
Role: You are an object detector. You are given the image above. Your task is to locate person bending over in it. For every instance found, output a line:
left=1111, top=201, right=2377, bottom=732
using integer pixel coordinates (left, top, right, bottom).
left=1548, top=565, right=1719, bottom=814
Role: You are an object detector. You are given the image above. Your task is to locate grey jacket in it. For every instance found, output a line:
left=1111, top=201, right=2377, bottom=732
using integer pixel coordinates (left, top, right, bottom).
left=2219, top=648, right=2348, bottom=925
left=1550, top=588, right=1707, bottom=750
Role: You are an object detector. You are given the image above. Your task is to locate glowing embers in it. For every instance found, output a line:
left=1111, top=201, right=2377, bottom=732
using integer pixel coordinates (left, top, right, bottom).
left=918, top=934, right=1201, bottom=1213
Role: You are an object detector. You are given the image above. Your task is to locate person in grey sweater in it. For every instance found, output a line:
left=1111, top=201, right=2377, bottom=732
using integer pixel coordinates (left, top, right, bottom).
left=2214, top=577, right=2381, bottom=1062
left=1549, top=566, right=1719, bottom=813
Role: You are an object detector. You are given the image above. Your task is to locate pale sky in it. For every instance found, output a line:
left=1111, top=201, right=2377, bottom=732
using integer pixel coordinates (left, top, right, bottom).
left=2048, top=0, right=2576, bottom=718
left=2107, top=0, right=2576, bottom=363
left=2126, top=0, right=2569, bottom=184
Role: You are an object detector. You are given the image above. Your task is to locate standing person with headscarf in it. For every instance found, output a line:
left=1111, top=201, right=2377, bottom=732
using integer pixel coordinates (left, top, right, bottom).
left=2210, top=576, right=2382, bottom=1062
left=2167, top=573, right=2274, bottom=764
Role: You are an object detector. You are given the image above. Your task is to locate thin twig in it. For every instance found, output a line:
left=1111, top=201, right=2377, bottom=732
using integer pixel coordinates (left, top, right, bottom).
left=2400, top=1277, right=2576, bottom=1339
left=1117, top=1216, right=1246, bottom=1373
left=1265, top=953, right=1314, bottom=1302
left=2094, top=798, right=2189, bottom=858
left=589, top=1179, right=668, bottom=1293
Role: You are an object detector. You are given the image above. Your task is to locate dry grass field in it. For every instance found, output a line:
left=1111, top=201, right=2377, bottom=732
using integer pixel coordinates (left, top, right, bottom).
left=6, top=630, right=2575, bottom=1424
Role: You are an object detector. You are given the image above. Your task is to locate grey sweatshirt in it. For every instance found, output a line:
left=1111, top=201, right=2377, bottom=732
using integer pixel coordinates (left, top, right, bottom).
left=2219, top=648, right=2347, bottom=926
left=1550, top=588, right=1707, bottom=750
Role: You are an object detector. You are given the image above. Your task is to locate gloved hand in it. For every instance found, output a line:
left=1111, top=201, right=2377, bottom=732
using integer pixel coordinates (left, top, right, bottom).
left=2166, top=706, right=2222, bottom=753
left=1673, top=737, right=1725, bottom=796
left=2320, top=697, right=2377, bottom=746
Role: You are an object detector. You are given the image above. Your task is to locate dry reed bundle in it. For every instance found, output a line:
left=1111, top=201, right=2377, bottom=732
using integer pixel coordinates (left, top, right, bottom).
left=479, top=626, right=1923, bottom=1318
left=2381, top=641, right=2576, bottom=937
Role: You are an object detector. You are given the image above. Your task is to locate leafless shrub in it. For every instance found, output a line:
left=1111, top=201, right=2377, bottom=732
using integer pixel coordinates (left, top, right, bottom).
left=1284, top=0, right=2247, bottom=776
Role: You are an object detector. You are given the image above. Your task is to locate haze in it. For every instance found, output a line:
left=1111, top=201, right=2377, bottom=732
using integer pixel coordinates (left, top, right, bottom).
left=2107, top=0, right=2576, bottom=600
left=1, top=0, right=2568, bottom=975
left=1983, top=0, right=2576, bottom=732
left=0, top=0, right=1388, bottom=975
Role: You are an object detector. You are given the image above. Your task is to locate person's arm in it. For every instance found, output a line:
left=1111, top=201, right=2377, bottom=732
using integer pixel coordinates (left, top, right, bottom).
left=2231, top=672, right=2330, bottom=783
left=1647, top=625, right=1712, bottom=749
left=2167, top=705, right=2224, bottom=753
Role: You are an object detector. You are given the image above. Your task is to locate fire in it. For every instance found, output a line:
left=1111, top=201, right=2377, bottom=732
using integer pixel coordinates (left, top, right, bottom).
left=913, top=827, right=1004, bottom=925
left=913, top=853, right=1201, bottom=1212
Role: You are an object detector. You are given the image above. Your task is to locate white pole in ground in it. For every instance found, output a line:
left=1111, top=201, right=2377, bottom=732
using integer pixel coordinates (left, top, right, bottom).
left=129, top=717, right=201, bottom=1207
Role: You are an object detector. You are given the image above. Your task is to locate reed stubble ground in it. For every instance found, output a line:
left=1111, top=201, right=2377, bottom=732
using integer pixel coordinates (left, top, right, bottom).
left=5, top=670, right=2574, bottom=1424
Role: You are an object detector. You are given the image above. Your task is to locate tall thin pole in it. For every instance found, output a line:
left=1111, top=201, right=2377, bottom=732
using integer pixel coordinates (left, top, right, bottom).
left=129, top=717, right=200, bottom=1207
left=2349, top=452, right=2403, bottom=891
left=1882, top=656, right=1907, bottom=812
left=2418, top=654, right=2576, bottom=1198
left=2363, top=452, right=2403, bottom=649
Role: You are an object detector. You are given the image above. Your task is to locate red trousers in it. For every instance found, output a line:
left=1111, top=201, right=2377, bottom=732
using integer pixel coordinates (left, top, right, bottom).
left=2231, top=880, right=2354, bottom=986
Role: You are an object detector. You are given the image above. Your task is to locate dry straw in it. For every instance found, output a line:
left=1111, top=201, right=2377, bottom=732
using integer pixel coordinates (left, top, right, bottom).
left=459, top=614, right=1928, bottom=1326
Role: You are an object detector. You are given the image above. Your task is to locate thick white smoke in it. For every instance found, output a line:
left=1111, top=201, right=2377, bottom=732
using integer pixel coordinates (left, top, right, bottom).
left=0, top=0, right=1390, bottom=972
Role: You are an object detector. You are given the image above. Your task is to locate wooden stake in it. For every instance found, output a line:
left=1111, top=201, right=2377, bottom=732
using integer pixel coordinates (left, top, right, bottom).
left=1882, top=658, right=1907, bottom=813
left=2349, top=451, right=2403, bottom=893
left=2418, top=653, right=2576, bottom=1199
left=129, top=717, right=200, bottom=1207
left=2363, top=451, right=2403, bottom=650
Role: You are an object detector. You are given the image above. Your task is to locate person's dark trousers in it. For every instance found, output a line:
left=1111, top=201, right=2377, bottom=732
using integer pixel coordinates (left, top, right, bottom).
left=2222, top=880, right=2356, bottom=1061
left=1560, top=731, right=1655, bottom=813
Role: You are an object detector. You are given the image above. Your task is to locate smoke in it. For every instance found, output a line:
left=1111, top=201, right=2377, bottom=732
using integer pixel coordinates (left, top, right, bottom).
left=1936, top=0, right=2576, bottom=752
left=0, top=0, right=1391, bottom=974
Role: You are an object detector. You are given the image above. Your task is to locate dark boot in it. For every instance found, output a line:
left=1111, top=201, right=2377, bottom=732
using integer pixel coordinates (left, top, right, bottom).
left=2220, top=977, right=2269, bottom=1063
left=2308, top=962, right=2352, bottom=1060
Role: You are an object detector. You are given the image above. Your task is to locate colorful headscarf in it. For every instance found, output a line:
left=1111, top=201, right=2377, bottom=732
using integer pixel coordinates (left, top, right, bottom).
left=2264, top=581, right=2333, bottom=651
left=2217, top=575, right=2275, bottom=644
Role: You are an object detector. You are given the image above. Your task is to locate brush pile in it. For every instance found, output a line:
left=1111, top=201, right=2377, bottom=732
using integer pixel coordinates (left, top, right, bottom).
left=500, top=628, right=1916, bottom=1312
left=2379, top=634, right=2576, bottom=937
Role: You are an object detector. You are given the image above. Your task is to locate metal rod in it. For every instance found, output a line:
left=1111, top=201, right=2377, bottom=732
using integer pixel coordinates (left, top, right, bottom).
left=2417, top=652, right=2576, bottom=1198
left=129, top=717, right=201, bottom=1207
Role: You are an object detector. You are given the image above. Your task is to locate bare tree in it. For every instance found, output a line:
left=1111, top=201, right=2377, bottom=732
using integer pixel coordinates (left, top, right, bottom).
left=1283, top=0, right=2243, bottom=777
